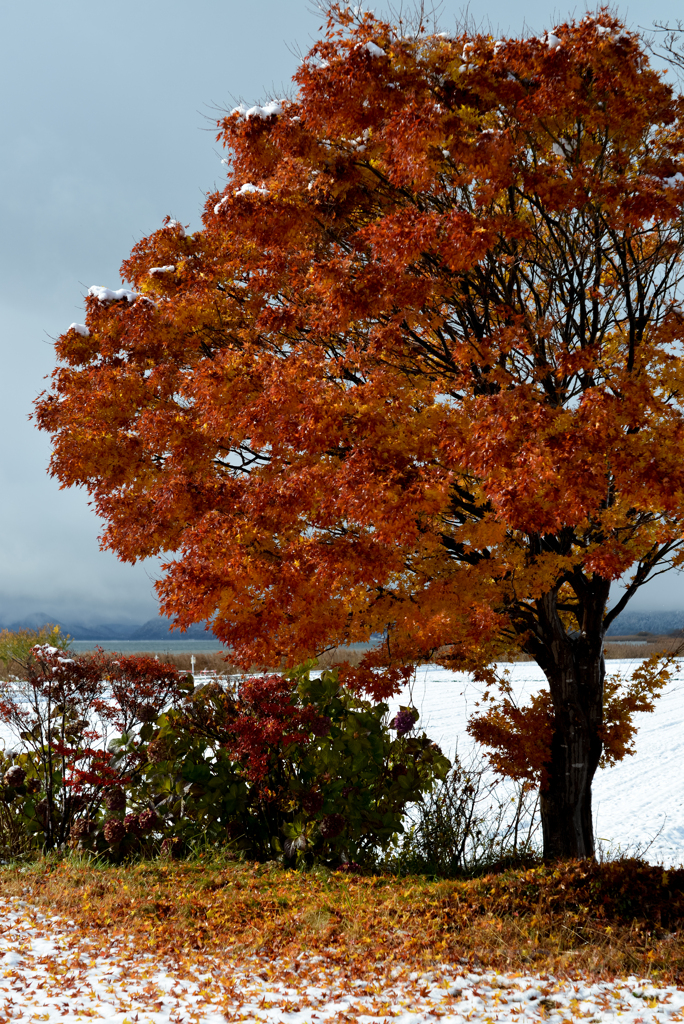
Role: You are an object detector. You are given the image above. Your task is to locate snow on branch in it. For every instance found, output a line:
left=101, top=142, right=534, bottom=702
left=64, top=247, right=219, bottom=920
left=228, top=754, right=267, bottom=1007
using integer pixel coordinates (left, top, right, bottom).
left=88, top=285, right=138, bottom=304
left=364, top=41, right=386, bottom=57
left=165, top=219, right=186, bottom=238
left=230, top=99, right=286, bottom=122
left=235, top=183, right=269, bottom=197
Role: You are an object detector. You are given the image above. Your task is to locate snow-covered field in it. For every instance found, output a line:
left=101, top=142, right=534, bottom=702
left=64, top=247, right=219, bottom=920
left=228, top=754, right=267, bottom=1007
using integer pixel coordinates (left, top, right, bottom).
left=385, top=659, right=684, bottom=868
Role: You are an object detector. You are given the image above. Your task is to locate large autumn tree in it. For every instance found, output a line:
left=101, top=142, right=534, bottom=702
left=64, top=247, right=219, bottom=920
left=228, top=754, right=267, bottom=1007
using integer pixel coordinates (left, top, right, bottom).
left=36, top=6, right=684, bottom=859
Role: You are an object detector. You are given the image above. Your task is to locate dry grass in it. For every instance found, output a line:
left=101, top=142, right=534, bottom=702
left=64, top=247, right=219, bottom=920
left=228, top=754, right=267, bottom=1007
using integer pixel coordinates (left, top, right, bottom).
left=148, top=648, right=368, bottom=675
left=495, top=638, right=684, bottom=662
left=12, top=640, right=680, bottom=677
left=314, top=647, right=369, bottom=669
left=3, top=857, right=683, bottom=982
left=3, top=639, right=679, bottom=683
left=317, top=641, right=683, bottom=666
left=604, top=643, right=655, bottom=659
left=155, top=650, right=242, bottom=675
left=605, top=636, right=684, bottom=659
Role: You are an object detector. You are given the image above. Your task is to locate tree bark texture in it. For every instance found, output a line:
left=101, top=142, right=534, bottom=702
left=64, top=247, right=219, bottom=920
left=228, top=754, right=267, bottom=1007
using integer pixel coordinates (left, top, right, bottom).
left=529, top=587, right=609, bottom=860
left=540, top=646, right=605, bottom=859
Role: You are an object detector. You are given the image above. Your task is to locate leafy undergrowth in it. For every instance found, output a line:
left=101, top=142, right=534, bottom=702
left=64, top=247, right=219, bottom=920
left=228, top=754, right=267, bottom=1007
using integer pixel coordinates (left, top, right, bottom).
left=1, top=857, right=682, bottom=983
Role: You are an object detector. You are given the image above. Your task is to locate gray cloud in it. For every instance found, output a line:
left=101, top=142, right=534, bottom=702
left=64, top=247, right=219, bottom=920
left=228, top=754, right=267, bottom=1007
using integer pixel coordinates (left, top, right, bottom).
left=2, top=0, right=683, bottom=624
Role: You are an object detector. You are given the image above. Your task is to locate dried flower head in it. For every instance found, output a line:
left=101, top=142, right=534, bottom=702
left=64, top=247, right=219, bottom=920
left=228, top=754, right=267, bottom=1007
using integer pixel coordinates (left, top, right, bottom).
left=3, top=766, right=26, bottom=788
left=70, top=818, right=96, bottom=840
left=301, top=790, right=324, bottom=814
left=124, top=812, right=141, bottom=836
left=147, top=736, right=172, bottom=763
left=137, top=703, right=158, bottom=723
left=319, top=813, right=345, bottom=838
left=138, top=808, right=161, bottom=832
left=103, top=818, right=126, bottom=845
left=104, top=788, right=126, bottom=811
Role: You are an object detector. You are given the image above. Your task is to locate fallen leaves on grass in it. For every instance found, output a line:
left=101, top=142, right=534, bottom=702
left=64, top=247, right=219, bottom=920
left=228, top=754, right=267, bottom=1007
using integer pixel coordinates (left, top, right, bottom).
left=1, top=857, right=683, bottom=983
left=0, top=893, right=683, bottom=1023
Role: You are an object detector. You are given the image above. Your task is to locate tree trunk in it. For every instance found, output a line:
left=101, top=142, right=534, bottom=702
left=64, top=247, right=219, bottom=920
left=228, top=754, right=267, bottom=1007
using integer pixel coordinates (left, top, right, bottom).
left=532, top=590, right=608, bottom=860
left=539, top=645, right=605, bottom=859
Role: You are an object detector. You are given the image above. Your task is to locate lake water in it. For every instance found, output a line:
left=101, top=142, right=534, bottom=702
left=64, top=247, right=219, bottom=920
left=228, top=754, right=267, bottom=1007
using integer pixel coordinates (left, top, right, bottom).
left=70, top=640, right=228, bottom=654
left=69, top=640, right=373, bottom=655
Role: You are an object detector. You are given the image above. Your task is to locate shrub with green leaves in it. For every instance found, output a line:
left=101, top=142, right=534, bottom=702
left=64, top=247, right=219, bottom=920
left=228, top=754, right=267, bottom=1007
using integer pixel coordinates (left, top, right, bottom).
left=0, top=643, right=449, bottom=867
left=125, top=665, right=450, bottom=867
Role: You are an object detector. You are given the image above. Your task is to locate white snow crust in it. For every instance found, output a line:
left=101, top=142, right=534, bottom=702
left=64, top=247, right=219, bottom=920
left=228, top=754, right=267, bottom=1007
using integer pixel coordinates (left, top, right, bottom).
left=214, top=183, right=269, bottom=214
left=67, top=323, right=89, bottom=337
left=148, top=265, right=176, bottom=275
left=364, top=41, right=386, bottom=57
left=230, top=99, right=285, bottom=121
left=32, top=644, right=59, bottom=656
left=234, top=183, right=269, bottom=197
left=88, top=285, right=138, bottom=304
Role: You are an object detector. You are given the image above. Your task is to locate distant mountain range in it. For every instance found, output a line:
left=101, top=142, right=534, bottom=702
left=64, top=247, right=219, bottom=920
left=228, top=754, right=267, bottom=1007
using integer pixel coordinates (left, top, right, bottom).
left=0, top=612, right=213, bottom=642
left=605, top=609, right=684, bottom=636
left=2, top=608, right=683, bottom=642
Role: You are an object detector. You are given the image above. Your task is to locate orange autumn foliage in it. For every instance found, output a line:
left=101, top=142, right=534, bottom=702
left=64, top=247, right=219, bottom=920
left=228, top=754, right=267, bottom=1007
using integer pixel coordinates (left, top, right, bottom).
left=34, top=5, right=684, bottom=856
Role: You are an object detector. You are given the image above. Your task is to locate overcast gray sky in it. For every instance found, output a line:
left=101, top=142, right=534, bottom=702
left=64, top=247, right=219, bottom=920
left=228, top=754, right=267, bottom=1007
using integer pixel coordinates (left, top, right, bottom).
left=2, top=0, right=684, bottom=626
